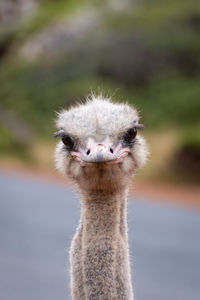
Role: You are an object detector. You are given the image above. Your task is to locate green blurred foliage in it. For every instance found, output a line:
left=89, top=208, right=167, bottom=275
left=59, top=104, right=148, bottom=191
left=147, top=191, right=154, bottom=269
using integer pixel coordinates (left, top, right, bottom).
left=0, top=126, right=30, bottom=160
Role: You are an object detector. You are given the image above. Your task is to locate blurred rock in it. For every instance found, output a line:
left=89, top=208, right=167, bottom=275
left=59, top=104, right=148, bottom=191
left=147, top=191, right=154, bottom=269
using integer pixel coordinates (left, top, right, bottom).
left=107, top=0, right=132, bottom=12
left=0, top=0, right=38, bottom=32
left=0, top=0, right=39, bottom=60
left=19, top=0, right=135, bottom=61
left=20, top=7, right=101, bottom=61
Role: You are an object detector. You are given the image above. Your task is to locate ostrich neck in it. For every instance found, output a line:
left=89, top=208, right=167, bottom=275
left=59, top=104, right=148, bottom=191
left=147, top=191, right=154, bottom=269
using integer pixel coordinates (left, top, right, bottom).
left=81, top=189, right=128, bottom=239
left=71, top=188, right=134, bottom=299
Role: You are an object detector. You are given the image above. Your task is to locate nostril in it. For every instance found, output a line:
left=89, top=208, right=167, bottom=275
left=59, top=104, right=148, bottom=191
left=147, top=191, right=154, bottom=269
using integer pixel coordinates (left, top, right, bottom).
left=86, top=149, right=90, bottom=155
left=110, top=148, right=114, bottom=153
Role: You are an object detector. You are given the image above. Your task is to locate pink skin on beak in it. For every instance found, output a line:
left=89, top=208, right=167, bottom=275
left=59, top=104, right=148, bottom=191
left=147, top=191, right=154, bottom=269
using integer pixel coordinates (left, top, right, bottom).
left=71, top=141, right=130, bottom=167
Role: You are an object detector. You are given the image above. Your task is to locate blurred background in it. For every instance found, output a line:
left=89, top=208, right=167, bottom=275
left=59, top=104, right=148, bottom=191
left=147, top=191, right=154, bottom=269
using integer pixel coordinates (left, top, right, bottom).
left=0, top=0, right=200, bottom=184
left=0, top=1, right=200, bottom=300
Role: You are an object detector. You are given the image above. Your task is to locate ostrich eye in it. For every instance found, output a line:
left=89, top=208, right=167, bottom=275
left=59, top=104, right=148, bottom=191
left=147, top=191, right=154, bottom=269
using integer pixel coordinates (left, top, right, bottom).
left=62, top=135, right=74, bottom=150
left=54, top=129, right=75, bottom=151
left=123, top=128, right=137, bottom=145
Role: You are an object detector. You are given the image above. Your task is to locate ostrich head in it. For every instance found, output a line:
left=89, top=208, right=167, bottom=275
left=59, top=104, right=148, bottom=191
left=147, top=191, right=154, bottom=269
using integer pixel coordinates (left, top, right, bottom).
left=55, top=95, right=148, bottom=194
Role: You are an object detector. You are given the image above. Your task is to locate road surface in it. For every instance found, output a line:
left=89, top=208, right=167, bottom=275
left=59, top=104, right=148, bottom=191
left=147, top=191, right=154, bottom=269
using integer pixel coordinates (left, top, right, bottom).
left=0, top=172, right=200, bottom=300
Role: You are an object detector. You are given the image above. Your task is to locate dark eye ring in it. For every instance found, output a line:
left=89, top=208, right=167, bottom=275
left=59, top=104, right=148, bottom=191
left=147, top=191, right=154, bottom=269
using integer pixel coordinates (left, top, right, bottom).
left=123, top=128, right=137, bottom=145
left=62, top=135, right=74, bottom=150
left=54, top=129, right=75, bottom=151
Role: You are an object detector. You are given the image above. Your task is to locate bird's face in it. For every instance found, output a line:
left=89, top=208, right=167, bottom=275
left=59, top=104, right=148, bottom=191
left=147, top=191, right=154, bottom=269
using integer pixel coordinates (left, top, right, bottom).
left=55, top=97, right=148, bottom=193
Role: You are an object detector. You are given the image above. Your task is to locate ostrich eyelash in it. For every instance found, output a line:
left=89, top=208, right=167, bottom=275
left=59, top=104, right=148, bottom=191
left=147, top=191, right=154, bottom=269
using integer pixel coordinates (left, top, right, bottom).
left=54, top=129, right=65, bottom=138
left=54, top=129, right=75, bottom=151
left=134, top=124, right=145, bottom=130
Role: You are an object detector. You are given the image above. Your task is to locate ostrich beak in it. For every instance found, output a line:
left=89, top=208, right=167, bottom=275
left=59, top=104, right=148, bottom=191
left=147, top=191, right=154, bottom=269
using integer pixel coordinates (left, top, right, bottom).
left=82, top=144, right=117, bottom=163
left=71, top=141, right=130, bottom=166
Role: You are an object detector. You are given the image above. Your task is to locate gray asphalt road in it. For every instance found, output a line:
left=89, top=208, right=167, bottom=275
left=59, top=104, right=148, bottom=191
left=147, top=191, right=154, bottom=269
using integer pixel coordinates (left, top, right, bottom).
left=0, top=172, right=200, bottom=300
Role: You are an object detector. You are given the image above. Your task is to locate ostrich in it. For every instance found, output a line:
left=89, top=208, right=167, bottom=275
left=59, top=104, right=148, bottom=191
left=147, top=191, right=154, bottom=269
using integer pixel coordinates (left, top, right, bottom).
left=54, top=95, right=148, bottom=300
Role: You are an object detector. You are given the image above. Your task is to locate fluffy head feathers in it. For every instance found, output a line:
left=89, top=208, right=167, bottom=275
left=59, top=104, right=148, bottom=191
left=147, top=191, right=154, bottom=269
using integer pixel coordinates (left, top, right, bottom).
left=56, top=95, right=140, bottom=138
